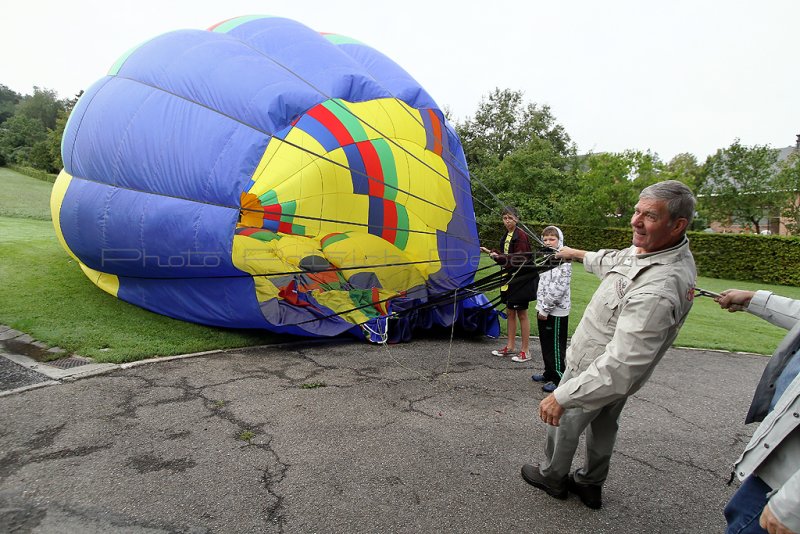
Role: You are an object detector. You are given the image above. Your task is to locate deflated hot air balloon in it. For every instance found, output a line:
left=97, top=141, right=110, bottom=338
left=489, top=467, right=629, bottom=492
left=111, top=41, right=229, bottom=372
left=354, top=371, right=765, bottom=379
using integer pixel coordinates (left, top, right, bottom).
left=51, top=15, right=499, bottom=341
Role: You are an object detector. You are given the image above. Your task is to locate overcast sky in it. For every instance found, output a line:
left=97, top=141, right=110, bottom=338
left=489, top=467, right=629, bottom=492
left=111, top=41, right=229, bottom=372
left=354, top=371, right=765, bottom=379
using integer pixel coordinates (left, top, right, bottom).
left=4, top=0, right=798, bottom=162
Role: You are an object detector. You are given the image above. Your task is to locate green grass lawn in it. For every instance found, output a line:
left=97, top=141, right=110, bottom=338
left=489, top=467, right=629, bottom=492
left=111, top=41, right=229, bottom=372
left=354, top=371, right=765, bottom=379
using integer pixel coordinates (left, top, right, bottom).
left=0, top=167, right=796, bottom=362
left=0, top=167, right=54, bottom=220
left=0, top=215, right=281, bottom=363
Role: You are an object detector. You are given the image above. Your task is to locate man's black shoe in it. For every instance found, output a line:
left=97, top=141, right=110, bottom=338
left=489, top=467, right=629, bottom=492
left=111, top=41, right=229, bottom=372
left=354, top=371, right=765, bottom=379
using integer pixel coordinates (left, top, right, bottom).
left=520, top=464, right=567, bottom=499
left=568, top=473, right=602, bottom=509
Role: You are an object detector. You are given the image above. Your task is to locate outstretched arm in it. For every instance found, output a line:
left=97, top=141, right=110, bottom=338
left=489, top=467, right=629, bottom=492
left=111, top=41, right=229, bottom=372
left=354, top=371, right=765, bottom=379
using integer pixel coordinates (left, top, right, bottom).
left=717, top=290, right=800, bottom=330
left=555, top=246, right=586, bottom=262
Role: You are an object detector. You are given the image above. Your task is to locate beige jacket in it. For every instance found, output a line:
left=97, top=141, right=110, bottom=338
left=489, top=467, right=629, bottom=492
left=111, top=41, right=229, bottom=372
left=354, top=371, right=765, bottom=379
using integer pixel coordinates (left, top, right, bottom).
left=553, top=238, right=696, bottom=411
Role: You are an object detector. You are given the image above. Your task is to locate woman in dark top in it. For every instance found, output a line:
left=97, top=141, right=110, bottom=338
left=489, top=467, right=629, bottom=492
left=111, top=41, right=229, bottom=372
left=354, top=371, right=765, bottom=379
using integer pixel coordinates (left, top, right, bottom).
left=480, top=206, right=536, bottom=362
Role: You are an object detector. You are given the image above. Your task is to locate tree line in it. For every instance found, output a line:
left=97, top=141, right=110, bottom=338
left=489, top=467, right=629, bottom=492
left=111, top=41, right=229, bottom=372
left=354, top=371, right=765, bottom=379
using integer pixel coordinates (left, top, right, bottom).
left=2, top=84, right=798, bottom=235
left=0, top=85, right=81, bottom=173
left=455, top=88, right=800, bottom=236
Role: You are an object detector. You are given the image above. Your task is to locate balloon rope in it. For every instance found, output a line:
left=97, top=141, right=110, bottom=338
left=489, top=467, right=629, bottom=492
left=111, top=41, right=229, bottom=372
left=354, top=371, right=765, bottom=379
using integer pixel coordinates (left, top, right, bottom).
left=286, top=256, right=557, bottom=328
left=95, top=258, right=494, bottom=282
left=443, top=287, right=458, bottom=384
left=67, top=170, right=481, bottom=250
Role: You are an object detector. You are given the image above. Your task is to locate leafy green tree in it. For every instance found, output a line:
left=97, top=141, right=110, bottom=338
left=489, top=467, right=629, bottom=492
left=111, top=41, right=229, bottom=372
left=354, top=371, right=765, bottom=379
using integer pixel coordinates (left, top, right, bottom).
left=562, top=150, right=663, bottom=227
left=484, top=137, right=578, bottom=225
left=0, top=84, right=21, bottom=126
left=28, top=139, right=56, bottom=171
left=40, top=92, right=81, bottom=173
left=456, top=88, right=577, bottom=235
left=457, top=88, right=572, bottom=169
left=42, top=111, right=68, bottom=172
left=0, top=114, right=48, bottom=166
left=663, top=153, right=702, bottom=191
left=0, top=88, right=79, bottom=172
left=16, top=87, right=63, bottom=130
left=699, top=140, right=785, bottom=234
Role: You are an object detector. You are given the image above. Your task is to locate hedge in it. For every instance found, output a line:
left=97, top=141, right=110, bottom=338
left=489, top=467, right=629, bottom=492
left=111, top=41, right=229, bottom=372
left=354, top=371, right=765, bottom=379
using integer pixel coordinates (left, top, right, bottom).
left=479, top=223, right=800, bottom=287
left=7, top=165, right=58, bottom=183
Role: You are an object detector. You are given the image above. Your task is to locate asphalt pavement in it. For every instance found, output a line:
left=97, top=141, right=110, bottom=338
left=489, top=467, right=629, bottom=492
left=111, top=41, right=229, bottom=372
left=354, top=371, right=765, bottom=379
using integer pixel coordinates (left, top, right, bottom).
left=0, top=334, right=766, bottom=533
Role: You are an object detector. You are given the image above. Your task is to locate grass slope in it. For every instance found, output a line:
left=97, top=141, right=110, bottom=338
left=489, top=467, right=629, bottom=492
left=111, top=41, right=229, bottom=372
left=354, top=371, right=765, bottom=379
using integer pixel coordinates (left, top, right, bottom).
left=0, top=167, right=54, bottom=220
left=0, top=216, right=281, bottom=363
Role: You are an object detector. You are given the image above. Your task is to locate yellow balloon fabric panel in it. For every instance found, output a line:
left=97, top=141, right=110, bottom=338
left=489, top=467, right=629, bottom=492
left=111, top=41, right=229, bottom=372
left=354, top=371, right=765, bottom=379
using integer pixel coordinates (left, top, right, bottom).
left=232, top=97, right=457, bottom=330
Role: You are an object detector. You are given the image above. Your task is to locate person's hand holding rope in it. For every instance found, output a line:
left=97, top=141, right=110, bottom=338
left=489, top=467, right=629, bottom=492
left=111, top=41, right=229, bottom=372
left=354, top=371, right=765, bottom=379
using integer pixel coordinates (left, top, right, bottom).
left=715, top=289, right=755, bottom=313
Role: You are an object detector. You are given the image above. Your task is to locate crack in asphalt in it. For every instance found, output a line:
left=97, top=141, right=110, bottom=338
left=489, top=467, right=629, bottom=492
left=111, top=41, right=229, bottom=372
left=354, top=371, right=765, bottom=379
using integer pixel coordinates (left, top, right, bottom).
left=1, top=495, right=213, bottom=533
left=25, top=422, right=67, bottom=449
left=127, top=453, right=197, bottom=474
left=103, top=374, right=156, bottom=421
left=0, top=421, right=108, bottom=480
left=0, top=443, right=113, bottom=480
left=657, top=454, right=728, bottom=479
left=729, top=428, right=753, bottom=448
left=0, top=500, right=47, bottom=532
left=132, top=372, right=290, bottom=532
left=257, top=440, right=288, bottom=534
left=614, top=450, right=665, bottom=473
left=630, top=395, right=705, bottom=430
left=385, top=474, right=422, bottom=505
left=404, top=393, right=447, bottom=420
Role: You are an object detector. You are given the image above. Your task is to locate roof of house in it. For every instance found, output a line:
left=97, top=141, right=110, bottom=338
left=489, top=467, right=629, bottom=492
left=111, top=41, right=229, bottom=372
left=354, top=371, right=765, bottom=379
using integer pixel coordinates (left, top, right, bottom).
left=777, top=145, right=798, bottom=163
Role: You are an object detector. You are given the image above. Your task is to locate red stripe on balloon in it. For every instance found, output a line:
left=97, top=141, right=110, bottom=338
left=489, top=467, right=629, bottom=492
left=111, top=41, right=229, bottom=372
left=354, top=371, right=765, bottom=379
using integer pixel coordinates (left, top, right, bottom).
left=307, top=105, right=354, bottom=147
left=427, top=109, right=443, bottom=156
left=357, top=141, right=384, bottom=197
left=207, top=18, right=235, bottom=31
left=263, top=204, right=282, bottom=221
left=382, top=200, right=397, bottom=243
left=372, top=287, right=387, bottom=316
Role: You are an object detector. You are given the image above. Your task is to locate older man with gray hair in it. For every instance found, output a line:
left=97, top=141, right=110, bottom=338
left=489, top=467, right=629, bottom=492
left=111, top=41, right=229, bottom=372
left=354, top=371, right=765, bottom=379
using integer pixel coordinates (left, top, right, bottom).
left=521, top=180, right=697, bottom=509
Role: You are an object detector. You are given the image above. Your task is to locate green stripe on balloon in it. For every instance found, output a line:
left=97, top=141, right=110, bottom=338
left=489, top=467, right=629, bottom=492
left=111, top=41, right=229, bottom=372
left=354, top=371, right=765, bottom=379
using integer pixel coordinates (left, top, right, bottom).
left=395, top=204, right=409, bottom=250
left=210, top=15, right=272, bottom=34
left=348, top=290, right=381, bottom=318
left=259, top=190, right=278, bottom=205
left=322, top=33, right=365, bottom=46
left=320, top=233, right=349, bottom=248
left=371, top=139, right=397, bottom=201
left=276, top=200, right=305, bottom=235
left=279, top=200, right=296, bottom=222
left=324, top=100, right=368, bottom=143
left=249, top=230, right=280, bottom=243
left=108, top=37, right=156, bottom=75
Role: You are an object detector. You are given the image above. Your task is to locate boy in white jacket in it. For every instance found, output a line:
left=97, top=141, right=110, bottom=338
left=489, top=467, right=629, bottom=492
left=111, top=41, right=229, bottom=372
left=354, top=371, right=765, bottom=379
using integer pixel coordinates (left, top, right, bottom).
left=532, top=226, right=571, bottom=393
